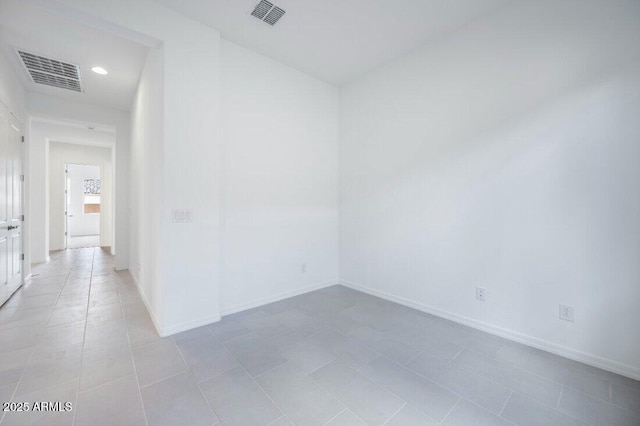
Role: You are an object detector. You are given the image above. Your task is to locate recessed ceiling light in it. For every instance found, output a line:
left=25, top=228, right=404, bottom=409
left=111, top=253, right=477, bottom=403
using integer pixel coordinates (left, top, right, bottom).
left=91, top=66, right=108, bottom=75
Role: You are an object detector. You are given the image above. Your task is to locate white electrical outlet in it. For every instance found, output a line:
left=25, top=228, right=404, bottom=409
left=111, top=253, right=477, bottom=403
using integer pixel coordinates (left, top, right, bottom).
left=559, top=304, right=574, bottom=322
left=301, top=263, right=307, bottom=273
left=476, top=287, right=486, bottom=301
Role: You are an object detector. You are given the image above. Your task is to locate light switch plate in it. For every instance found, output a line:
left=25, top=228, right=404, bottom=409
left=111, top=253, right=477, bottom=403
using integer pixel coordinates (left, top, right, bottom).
left=172, top=209, right=193, bottom=223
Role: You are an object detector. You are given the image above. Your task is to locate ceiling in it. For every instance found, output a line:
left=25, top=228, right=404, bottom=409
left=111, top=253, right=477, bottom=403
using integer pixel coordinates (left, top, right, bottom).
left=0, top=0, right=148, bottom=111
left=155, top=0, right=510, bottom=85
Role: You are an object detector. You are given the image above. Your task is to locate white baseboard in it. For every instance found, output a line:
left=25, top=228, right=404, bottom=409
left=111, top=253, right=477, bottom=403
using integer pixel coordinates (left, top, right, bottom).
left=128, top=271, right=164, bottom=337
left=31, top=256, right=50, bottom=264
left=340, top=279, right=640, bottom=381
left=128, top=270, right=221, bottom=337
left=221, top=279, right=340, bottom=316
left=161, top=313, right=222, bottom=337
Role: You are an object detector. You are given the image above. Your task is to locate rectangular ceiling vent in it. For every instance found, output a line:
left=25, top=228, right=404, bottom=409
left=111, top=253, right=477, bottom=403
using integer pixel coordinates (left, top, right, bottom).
left=16, top=50, right=82, bottom=92
left=250, top=0, right=286, bottom=26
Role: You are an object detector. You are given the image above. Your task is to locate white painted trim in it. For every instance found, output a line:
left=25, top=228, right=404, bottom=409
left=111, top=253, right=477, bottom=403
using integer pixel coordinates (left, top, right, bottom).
left=128, top=270, right=221, bottom=337
left=340, top=279, right=640, bottom=381
left=31, top=256, right=50, bottom=264
left=221, top=279, right=340, bottom=316
left=128, top=270, right=163, bottom=337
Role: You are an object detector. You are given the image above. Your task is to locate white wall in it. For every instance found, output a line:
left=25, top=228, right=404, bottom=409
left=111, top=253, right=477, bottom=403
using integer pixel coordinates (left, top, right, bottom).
left=0, top=50, right=25, bottom=118
left=221, top=41, right=340, bottom=314
left=129, top=45, right=164, bottom=328
left=27, top=93, right=129, bottom=269
left=66, top=164, right=100, bottom=237
left=340, top=0, right=640, bottom=378
left=49, top=144, right=112, bottom=248
left=52, top=0, right=224, bottom=335
left=28, top=119, right=114, bottom=261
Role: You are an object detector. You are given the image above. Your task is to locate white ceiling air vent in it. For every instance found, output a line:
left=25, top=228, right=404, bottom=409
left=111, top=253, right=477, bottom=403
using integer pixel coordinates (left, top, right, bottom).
left=16, top=50, right=82, bottom=92
left=250, top=0, right=286, bottom=26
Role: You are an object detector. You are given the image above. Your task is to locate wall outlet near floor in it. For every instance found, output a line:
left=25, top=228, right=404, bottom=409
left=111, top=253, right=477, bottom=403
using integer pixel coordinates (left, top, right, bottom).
left=559, top=304, right=574, bottom=322
left=476, top=287, right=486, bottom=301
left=301, top=263, right=307, bottom=273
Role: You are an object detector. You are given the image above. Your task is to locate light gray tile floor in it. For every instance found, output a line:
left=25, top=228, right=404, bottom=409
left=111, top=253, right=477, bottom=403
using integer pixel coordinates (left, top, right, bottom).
left=0, top=248, right=639, bottom=425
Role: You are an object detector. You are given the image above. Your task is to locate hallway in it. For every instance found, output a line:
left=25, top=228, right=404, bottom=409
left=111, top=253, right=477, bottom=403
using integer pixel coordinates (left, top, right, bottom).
left=0, top=248, right=160, bottom=425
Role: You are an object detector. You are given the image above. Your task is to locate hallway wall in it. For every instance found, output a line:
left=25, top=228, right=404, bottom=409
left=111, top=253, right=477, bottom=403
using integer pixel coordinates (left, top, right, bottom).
left=27, top=93, right=130, bottom=270
left=129, top=46, right=164, bottom=330
left=0, top=47, right=25, bottom=117
left=220, top=40, right=340, bottom=314
left=28, top=118, right=114, bottom=262
left=339, top=0, right=640, bottom=378
left=58, top=0, right=224, bottom=335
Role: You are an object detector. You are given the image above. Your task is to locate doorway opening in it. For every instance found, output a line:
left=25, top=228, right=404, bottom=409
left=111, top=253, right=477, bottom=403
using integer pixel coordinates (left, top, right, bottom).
left=65, top=163, right=101, bottom=249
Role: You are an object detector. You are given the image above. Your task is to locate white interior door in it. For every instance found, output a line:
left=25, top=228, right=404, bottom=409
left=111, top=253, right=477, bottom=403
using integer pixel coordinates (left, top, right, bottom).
left=0, top=105, right=23, bottom=306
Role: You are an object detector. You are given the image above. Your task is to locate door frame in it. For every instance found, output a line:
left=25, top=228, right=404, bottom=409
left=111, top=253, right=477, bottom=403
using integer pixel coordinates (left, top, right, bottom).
left=0, top=100, right=25, bottom=306
left=63, top=162, right=103, bottom=249
left=11, top=113, right=24, bottom=289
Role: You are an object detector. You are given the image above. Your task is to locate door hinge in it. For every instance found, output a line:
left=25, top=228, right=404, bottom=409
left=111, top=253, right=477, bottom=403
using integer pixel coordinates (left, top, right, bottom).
left=21, top=214, right=24, bottom=222
left=65, top=232, right=67, bottom=236
left=20, top=254, right=24, bottom=261
left=21, top=136, right=24, bottom=143
left=20, top=175, right=24, bottom=182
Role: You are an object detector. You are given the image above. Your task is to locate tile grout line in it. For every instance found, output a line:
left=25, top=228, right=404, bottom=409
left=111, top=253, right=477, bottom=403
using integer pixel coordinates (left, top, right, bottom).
left=551, top=385, right=639, bottom=424
left=71, top=246, right=96, bottom=426
left=381, top=401, right=407, bottom=426
left=321, top=407, right=348, bottom=425
left=212, top=327, right=333, bottom=423
left=220, top=341, right=290, bottom=422
left=42, top=256, right=75, bottom=328
left=407, top=348, right=559, bottom=416
left=212, top=295, right=640, bottom=424
left=74, top=373, right=137, bottom=394
left=114, top=257, right=150, bottom=426
left=402, top=350, right=424, bottom=366
left=0, top=351, right=35, bottom=425
left=414, top=319, right=620, bottom=402
left=439, top=397, right=461, bottom=425
left=0, top=250, right=78, bottom=425
left=499, top=390, right=513, bottom=416
left=303, top=357, right=339, bottom=377
left=305, top=359, right=413, bottom=424
left=252, top=359, right=293, bottom=381
left=267, top=415, right=290, bottom=426
left=455, top=346, right=616, bottom=407
left=451, top=346, right=465, bottom=361
left=556, top=386, right=564, bottom=409
left=136, top=368, right=189, bottom=390
left=170, top=338, right=222, bottom=425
